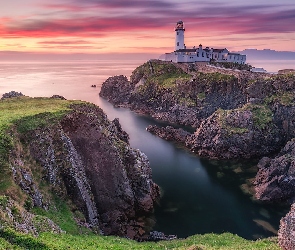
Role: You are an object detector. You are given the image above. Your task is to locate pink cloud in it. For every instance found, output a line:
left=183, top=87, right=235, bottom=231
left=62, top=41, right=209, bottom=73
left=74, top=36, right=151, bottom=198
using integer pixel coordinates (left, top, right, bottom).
left=0, top=1, right=294, bottom=39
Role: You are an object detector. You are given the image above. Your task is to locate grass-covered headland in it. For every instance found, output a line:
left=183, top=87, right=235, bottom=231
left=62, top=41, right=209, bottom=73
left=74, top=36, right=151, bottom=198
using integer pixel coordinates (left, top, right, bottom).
left=0, top=95, right=280, bottom=249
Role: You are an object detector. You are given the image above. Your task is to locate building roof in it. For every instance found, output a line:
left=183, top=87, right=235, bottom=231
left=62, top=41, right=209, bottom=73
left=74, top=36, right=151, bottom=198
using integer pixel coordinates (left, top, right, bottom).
left=228, top=52, right=243, bottom=56
left=213, top=48, right=228, bottom=53
left=175, top=49, right=197, bottom=52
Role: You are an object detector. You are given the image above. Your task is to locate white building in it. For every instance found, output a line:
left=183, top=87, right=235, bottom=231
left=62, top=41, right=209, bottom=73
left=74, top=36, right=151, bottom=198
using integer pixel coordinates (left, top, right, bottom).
left=160, top=20, right=246, bottom=64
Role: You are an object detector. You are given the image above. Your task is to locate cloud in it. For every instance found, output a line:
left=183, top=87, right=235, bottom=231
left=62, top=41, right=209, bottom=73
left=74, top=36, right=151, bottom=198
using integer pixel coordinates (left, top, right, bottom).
left=38, top=39, right=96, bottom=45
left=0, top=0, right=295, bottom=39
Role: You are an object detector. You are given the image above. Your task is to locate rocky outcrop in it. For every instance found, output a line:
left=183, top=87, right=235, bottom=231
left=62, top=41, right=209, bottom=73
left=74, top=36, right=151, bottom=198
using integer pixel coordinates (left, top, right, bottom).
left=1, top=91, right=24, bottom=99
left=100, top=60, right=295, bottom=160
left=99, top=75, right=135, bottom=107
left=0, top=196, right=62, bottom=236
left=185, top=107, right=283, bottom=159
left=254, top=139, right=295, bottom=203
left=146, top=125, right=190, bottom=144
left=100, top=60, right=248, bottom=128
left=7, top=101, right=159, bottom=240
left=278, top=203, right=295, bottom=250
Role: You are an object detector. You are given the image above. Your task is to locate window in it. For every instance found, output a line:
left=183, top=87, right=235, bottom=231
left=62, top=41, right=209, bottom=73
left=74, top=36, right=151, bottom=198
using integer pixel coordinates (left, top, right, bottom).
left=177, top=32, right=179, bottom=35
left=177, top=42, right=179, bottom=46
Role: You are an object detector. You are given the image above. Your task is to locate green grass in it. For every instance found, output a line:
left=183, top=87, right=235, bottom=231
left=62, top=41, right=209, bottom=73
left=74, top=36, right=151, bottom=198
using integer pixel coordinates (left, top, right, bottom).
left=0, top=96, right=81, bottom=131
left=242, top=104, right=273, bottom=129
left=0, top=228, right=280, bottom=250
left=149, top=72, right=191, bottom=89
left=0, top=97, right=82, bottom=195
left=209, top=61, right=252, bottom=71
left=217, top=109, right=249, bottom=135
left=265, top=92, right=294, bottom=106
left=197, top=92, right=206, bottom=101
left=32, top=195, right=81, bottom=235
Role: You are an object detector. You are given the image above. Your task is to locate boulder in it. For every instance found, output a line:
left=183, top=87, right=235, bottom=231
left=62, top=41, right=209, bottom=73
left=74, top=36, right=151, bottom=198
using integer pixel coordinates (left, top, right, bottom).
left=254, top=139, right=295, bottom=203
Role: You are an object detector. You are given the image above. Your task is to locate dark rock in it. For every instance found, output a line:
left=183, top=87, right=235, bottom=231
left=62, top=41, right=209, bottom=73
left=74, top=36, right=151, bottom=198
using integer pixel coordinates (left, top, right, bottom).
left=185, top=108, right=283, bottom=159
left=278, top=203, right=295, bottom=249
left=1, top=91, right=24, bottom=99
left=254, top=139, right=295, bottom=203
left=14, top=103, right=159, bottom=239
left=109, top=118, right=129, bottom=143
left=99, top=75, right=133, bottom=107
left=51, top=95, right=66, bottom=100
left=147, top=125, right=190, bottom=144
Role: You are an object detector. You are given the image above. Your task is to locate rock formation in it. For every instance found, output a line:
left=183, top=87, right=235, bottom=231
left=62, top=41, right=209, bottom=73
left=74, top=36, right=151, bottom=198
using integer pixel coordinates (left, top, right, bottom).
left=254, top=139, right=295, bottom=203
left=2, top=94, right=159, bottom=240
left=278, top=203, right=295, bottom=250
left=146, top=125, right=190, bottom=144
left=100, top=59, right=295, bottom=160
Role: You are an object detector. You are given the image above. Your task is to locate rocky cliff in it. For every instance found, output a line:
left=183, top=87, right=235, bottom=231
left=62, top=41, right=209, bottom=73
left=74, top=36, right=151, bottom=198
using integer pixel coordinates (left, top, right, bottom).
left=100, top=60, right=295, bottom=245
left=254, top=139, right=295, bottom=203
left=278, top=203, right=295, bottom=250
left=0, top=94, right=159, bottom=240
left=100, top=59, right=295, bottom=159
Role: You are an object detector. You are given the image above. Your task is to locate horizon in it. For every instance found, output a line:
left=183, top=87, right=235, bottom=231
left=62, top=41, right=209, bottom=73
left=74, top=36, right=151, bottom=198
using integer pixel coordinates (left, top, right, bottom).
left=1, top=0, right=295, bottom=58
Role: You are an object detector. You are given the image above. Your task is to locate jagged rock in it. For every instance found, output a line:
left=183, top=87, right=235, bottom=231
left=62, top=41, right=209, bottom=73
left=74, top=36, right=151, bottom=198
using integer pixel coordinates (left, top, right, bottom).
left=109, top=118, right=129, bottom=143
left=185, top=108, right=283, bottom=159
left=0, top=196, right=62, bottom=235
left=147, top=125, right=190, bottom=144
left=254, top=139, right=295, bottom=203
left=59, top=104, right=159, bottom=238
left=1, top=91, right=24, bottom=99
left=278, top=203, right=295, bottom=249
left=99, top=75, right=134, bottom=106
left=11, top=103, right=159, bottom=239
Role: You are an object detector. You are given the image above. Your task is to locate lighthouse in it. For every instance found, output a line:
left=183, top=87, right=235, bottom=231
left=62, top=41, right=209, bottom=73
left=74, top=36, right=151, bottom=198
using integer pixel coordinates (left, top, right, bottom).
left=175, top=20, right=185, bottom=51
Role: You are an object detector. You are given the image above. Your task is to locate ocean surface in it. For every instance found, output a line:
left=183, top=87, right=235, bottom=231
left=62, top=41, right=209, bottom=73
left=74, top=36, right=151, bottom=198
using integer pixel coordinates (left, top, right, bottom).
left=0, top=59, right=293, bottom=239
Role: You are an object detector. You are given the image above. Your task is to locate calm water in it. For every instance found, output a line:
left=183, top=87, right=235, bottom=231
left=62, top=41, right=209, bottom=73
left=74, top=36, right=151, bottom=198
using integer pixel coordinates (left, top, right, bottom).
left=0, top=59, right=292, bottom=239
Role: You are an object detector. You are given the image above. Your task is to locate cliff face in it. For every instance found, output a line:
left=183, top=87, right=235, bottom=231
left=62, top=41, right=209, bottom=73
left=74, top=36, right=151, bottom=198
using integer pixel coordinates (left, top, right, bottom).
left=100, top=61, right=248, bottom=128
left=3, top=97, right=159, bottom=240
left=100, top=60, right=295, bottom=245
left=100, top=60, right=295, bottom=159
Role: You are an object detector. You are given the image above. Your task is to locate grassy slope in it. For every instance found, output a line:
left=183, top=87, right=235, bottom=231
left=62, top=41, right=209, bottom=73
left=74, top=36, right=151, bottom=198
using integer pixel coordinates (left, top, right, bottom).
left=0, top=96, right=280, bottom=249
left=0, top=229, right=279, bottom=250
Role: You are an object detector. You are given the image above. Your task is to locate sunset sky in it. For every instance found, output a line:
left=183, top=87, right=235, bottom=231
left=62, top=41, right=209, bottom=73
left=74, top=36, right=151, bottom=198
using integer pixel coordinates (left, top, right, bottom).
left=1, top=0, right=295, bottom=56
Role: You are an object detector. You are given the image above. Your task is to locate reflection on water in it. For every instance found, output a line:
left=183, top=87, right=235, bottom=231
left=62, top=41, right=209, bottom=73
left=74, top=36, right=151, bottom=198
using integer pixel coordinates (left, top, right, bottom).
left=0, top=60, right=290, bottom=240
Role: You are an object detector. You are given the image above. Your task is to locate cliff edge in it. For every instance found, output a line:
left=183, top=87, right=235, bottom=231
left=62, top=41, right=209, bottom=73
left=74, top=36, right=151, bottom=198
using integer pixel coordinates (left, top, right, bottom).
left=100, top=60, right=295, bottom=160
left=0, top=93, right=159, bottom=240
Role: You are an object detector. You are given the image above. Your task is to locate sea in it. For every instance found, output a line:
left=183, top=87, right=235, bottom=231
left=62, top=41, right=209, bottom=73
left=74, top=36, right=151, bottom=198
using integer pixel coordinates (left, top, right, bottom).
left=0, top=58, right=294, bottom=239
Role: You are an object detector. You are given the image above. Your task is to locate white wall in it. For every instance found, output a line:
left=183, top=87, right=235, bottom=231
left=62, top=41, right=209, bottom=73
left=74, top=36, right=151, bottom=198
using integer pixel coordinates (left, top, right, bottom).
left=175, top=30, right=185, bottom=50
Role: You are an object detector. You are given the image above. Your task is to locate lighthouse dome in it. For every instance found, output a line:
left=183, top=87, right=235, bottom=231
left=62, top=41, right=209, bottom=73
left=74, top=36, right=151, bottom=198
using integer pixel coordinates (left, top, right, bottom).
left=175, top=20, right=185, bottom=31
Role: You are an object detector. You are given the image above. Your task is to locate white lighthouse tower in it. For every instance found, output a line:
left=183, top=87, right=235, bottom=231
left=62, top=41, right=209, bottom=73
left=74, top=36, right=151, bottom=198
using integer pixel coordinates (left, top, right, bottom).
left=175, top=20, right=185, bottom=51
